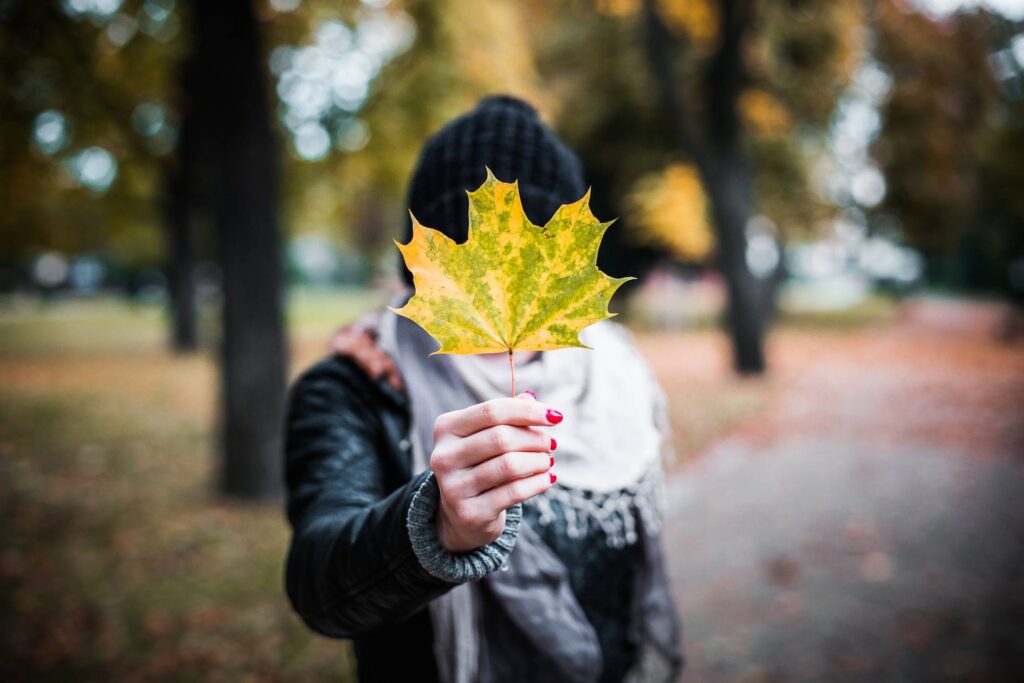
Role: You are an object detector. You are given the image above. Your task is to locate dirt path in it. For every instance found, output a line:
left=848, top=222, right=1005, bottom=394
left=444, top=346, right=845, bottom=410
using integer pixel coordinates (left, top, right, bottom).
left=663, top=299, right=1024, bottom=681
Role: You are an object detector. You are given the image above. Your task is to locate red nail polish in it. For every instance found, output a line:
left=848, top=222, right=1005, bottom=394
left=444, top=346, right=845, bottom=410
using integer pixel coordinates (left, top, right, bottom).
left=546, top=409, right=563, bottom=425
left=549, top=472, right=557, bottom=484
left=524, top=390, right=537, bottom=399
left=550, top=437, right=557, bottom=451
left=549, top=456, right=555, bottom=467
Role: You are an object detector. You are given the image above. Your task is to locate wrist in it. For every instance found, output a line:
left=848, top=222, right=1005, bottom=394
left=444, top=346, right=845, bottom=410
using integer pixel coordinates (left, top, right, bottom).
left=436, top=502, right=505, bottom=553
left=406, top=472, right=524, bottom=583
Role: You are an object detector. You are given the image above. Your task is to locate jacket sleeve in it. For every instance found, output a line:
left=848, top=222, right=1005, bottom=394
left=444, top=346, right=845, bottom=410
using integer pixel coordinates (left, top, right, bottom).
left=283, top=357, right=453, bottom=637
left=282, top=357, right=521, bottom=638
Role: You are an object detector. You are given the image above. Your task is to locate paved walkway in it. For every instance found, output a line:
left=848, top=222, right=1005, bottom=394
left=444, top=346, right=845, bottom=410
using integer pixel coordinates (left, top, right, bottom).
left=663, top=299, right=1024, bottom=681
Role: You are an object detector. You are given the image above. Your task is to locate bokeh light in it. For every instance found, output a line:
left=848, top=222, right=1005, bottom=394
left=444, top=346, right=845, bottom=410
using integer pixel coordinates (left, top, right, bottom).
left=335, top=118, right=369, bottom=152
left=272, top=7, right=413, bottom=161
left=61, top=0, right=124, bottom=20
left=131, top=102, right=166, bottom=137
left=104, top=12, right=137, bottom=46
left=32, top=110, right=68, bottom=155
left=269, top=0, right=302, bottom=13
left=31, top=252, right=69, bottom=287
left=293, top=121, right=331, bottom=161
left=64, top=146, right=118, bottom=193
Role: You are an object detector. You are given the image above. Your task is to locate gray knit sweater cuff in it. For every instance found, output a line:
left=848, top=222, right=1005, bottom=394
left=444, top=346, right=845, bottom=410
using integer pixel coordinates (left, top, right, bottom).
left=406, top=472, right=522, bottom=583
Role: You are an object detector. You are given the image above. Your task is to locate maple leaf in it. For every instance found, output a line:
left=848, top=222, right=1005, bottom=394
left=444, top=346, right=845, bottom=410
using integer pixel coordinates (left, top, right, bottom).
left=391, top=169, right=632, bottom=366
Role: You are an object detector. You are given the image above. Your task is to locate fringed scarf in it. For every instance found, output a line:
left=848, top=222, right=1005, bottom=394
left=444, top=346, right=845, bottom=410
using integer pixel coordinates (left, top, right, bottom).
left=378, top=297, right=671, bottom=683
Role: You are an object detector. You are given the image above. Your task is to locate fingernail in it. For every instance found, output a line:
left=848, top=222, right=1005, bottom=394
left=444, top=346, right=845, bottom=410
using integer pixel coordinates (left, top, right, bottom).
left=524, top=390, right=537, bottom=399
left=549, top=456, right=555, bottom=467
left=550, top=437, right=557, bottom=451
left=549, top=472, right=557, bottom=484
left=546, top=409, right=563, bottom=425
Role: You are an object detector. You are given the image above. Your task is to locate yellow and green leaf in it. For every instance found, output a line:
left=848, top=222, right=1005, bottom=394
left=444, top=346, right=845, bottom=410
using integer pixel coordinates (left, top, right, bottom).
left=391, top=169, right=632, bottom=355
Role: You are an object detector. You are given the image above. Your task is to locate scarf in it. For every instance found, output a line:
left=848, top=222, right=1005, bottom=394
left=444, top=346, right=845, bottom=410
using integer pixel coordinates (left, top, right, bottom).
left=377, top=297, right=668, bottom=683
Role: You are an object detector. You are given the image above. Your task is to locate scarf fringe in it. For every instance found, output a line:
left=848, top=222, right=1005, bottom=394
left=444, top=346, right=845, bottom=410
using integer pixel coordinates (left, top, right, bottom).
left=529, top=467, right=665, bottom=548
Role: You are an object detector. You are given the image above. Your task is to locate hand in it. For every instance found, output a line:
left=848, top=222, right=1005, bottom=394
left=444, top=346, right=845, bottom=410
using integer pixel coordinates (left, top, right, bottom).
left=431, top=393, right=561, bottom=552
left=328, top=316, right=404, bottom=391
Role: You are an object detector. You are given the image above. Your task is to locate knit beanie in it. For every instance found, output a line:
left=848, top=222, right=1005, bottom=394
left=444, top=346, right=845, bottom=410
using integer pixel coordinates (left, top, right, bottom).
left=401, top=95, right=586, bottom=284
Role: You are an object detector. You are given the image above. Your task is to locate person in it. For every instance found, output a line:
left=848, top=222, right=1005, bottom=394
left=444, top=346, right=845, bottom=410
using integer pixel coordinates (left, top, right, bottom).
left=284, top=95, right=684, bottom=683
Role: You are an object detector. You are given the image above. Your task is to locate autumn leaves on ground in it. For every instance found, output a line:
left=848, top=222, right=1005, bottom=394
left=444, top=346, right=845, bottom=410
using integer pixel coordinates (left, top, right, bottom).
left=1, top=292, right=1022, bottom=680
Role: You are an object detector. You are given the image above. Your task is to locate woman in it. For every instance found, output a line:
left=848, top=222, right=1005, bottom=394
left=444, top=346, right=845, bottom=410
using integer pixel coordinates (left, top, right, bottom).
left=284, top=96, right=683, bottom=683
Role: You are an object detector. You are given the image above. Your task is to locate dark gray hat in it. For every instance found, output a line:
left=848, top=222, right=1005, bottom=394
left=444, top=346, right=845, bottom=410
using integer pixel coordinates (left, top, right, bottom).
left=401, top=95, right=586, bottom=283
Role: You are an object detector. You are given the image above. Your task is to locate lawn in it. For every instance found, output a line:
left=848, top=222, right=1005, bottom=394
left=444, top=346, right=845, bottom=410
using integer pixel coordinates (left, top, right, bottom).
left=0, top=291, right=391, bottom=681
left=0, top=289, right=896, bottom=680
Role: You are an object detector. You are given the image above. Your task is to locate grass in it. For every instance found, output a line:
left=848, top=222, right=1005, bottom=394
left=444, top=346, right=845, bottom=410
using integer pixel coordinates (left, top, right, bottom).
left=0, top=288, right=386, bottom=358
left=0, top=290, right=376, bottom=681
left=0, top=288, right=892, bottom=679
left=776, top=292, right=900, bottom=329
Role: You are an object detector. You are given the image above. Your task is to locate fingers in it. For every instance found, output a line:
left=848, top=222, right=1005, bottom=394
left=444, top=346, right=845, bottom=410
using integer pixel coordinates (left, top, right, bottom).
left=384, top=364, right=405, bottom=391
left=355, top=342, right=404, bottom=390
left=430, top=390, right=558, bottom=550
left=329, top=325, right=405, bottom=391
left=460, top=451, right=552, bottom=496
left=476, top=471, right=554, bottom=510
left=328, top=325, right=364, bottom=355
left=448, top=424, right=553, bottom=468
left=436, top=397, right=561, bottom=440
left=358, top=348, right=391, bottom=381
left=366, top=352, right=403, bottom=391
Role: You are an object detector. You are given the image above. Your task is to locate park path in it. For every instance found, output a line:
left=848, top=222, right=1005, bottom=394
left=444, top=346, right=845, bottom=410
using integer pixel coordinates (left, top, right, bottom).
left=661, top=299, right=1024, bottom=682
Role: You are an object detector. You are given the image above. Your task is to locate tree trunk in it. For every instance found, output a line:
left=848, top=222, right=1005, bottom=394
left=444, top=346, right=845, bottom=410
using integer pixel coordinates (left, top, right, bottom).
left=642, top=0, right=766, bottom=374
left=192, top=0, right=287, bottom=501
left=165, top=107, right=198, bottom=353
left=166, top=181, right=198, bottom=352
left=704, top=149, right=765, bottom=373
left=703, top=0, right=765, bottom=374
left=165, top=58, right=202, bottom=354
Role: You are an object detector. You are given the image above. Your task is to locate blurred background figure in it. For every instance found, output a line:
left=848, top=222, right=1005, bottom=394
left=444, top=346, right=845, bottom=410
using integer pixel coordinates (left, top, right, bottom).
left=1, top=0, right=1022, bottom=681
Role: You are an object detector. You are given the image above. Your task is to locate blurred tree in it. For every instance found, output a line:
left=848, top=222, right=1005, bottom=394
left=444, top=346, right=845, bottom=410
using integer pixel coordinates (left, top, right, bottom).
left=978, top=99, right=1024, bottom=288
left=0, top=0, right=203, bottom=349
left=0, top=0, right=180, bottom=270
left=628, top=164, right=714, bottom=262
left=165, top=54, right=201, bottom=352
left=190, top=0, right=287, bottom=501
left=871, top=1, right=1001, bottom=255
left=341, top=0, right=541, bottom=250
left=248, top=0, right=537, bottom=270
left=530, top=0, right=862, bottom=373
left=2, top=1, right=290, bottom=500
left=260, top=0, right=403, bottom=263
left=643, top=0, right=768, bottom=372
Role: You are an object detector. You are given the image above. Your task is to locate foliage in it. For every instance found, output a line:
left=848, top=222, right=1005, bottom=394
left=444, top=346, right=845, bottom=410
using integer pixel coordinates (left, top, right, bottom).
left=871, top=1, right=1002, bottom=254
left=977, top=100, right=1024, bottom=267
left=262, top=0, right=416, bottom=257
left=526, top=0, right=864, bottom=268
left=258, top=0, right=543, bottom=262
left=393, top=171, right=630, bottom=356
left=337, top=0, right=541, bottom=255
left=0, top=0, right=182, bottom=266
left=627, top=164, right=714, bottom=262
left=5, top=0, right=1017, bottom=294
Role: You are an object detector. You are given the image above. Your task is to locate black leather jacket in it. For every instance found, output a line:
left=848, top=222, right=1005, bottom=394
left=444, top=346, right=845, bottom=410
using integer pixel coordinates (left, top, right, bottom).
left=283, top=355, right=447, bottom=681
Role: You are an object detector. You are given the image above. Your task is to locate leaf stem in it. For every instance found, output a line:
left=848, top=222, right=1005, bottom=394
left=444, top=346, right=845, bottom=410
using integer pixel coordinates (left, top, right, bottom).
left=508, top=349, right=516, bottom=397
